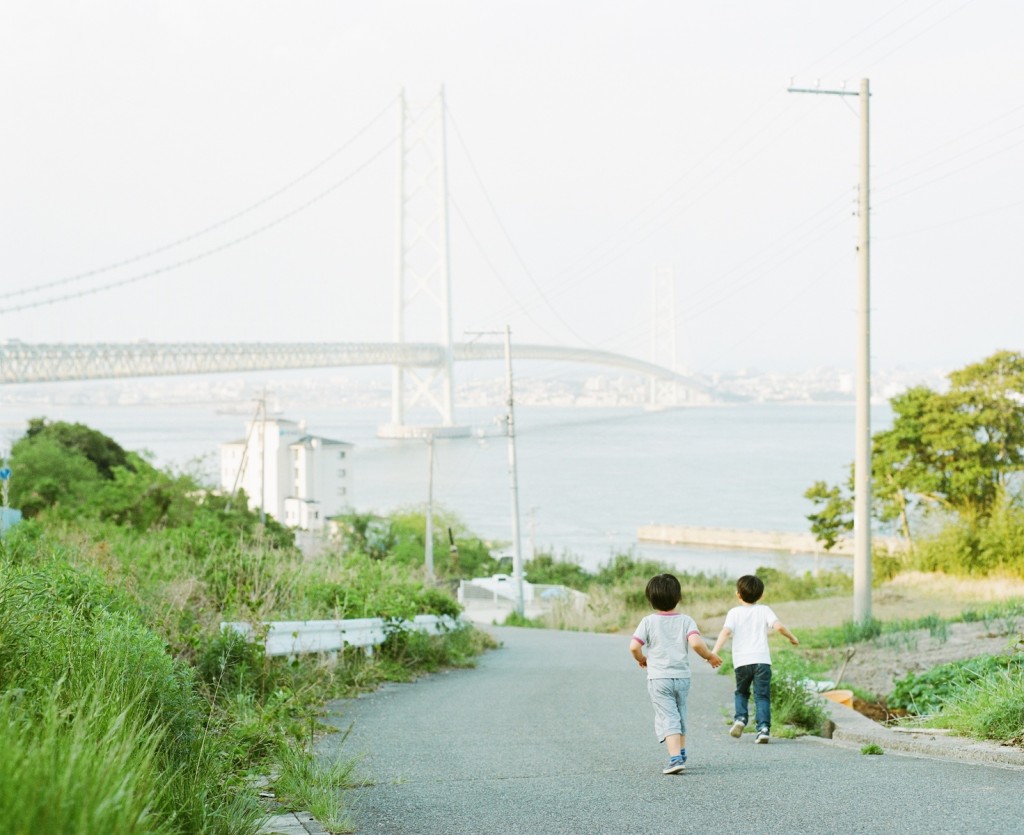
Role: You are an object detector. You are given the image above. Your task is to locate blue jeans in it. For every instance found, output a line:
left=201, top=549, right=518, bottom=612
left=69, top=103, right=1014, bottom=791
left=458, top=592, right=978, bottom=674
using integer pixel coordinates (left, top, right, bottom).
left=734, top=663, right=772, bottom=732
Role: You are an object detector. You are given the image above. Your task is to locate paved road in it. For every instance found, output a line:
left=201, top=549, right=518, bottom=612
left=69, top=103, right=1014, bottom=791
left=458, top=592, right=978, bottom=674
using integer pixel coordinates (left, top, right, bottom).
left=319, top=627, right=1024, bottom=834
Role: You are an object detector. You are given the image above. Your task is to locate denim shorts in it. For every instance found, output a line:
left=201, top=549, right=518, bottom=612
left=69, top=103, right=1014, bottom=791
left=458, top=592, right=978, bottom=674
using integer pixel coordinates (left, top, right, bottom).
left=647, top=677, right=691, bottom=742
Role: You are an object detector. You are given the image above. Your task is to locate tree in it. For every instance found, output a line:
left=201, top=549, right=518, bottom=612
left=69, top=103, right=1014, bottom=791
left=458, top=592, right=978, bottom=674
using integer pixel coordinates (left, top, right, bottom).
left=804, top=479, right=853, bottom=552
left=806, top=351, right=1024, bottom=551
left=24, top=418, right=134, bottom=479
left=7, top=434, right=100, bottom=518
left=8, top=419, right=294, bottom=545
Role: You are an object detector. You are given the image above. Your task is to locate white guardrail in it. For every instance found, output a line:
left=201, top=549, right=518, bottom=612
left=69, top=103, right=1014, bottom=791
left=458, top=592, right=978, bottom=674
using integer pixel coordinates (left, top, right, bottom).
left=220, top=614, right=462, bottom=659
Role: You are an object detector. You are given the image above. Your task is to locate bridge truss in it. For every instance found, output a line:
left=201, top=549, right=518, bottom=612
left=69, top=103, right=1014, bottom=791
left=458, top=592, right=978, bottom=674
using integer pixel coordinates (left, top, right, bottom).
left=0, top=341, right=710, bottom=406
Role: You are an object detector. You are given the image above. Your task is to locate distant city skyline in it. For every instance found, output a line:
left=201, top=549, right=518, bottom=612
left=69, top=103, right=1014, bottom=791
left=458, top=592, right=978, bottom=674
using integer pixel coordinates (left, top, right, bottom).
left=3, top=2, right=1021, bottom=375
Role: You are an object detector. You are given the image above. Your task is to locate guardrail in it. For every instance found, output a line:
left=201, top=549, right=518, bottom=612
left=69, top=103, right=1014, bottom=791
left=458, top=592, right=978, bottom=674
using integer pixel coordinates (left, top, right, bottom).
left=221, top=614, right=462, bottom=659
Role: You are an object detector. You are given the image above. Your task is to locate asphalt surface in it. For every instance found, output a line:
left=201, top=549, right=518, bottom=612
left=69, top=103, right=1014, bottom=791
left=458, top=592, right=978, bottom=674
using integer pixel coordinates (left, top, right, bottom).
left=317, top=626, right=1024, bottom=835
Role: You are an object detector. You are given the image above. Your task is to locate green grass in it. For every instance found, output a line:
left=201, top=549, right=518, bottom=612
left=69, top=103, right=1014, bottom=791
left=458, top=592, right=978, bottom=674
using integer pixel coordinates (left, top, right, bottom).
left=274, top=733, right=361, bottom=834
left=861, top=743, right=884, bottom=755
left=0, top=688, right=174, bottom=835
left=919, top=666, right=1024, bottom=741
left=0, top=514, right=496, bottom=833
left=891, top=654, right=1024, bottom=719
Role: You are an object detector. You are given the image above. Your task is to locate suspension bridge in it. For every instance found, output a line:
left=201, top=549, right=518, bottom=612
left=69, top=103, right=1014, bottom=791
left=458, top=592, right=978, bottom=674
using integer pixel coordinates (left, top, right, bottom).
left=0, top=91, right=706, bottom=436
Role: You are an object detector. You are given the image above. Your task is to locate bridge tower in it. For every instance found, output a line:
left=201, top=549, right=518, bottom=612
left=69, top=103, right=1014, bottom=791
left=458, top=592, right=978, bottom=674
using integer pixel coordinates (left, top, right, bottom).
left=378, top=88, right=469, bottom=439
left=648, top=264, right=683, bottom=409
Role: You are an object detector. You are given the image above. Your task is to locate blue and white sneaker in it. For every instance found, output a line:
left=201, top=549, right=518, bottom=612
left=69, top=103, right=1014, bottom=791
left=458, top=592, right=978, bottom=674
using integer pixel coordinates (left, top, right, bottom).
left=662, top=754, right=686, bottom=774
left=755, top=729, right=770, bottom=744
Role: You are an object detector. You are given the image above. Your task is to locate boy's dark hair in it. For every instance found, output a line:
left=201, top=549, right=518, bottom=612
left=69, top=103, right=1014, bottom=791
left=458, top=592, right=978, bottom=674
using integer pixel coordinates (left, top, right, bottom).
left=736, top=575, right=765, bottom=604
left=646, top=573, right=682, bottom=611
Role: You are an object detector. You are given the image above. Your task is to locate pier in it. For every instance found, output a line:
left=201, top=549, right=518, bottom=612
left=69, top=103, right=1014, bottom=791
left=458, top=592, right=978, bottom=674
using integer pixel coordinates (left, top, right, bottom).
left=637, top=524, right=903, bottom=556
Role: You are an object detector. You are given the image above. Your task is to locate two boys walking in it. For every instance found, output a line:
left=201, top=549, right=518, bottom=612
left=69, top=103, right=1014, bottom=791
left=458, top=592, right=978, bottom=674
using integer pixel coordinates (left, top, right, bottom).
left=629, top=573, right=799, bottom=773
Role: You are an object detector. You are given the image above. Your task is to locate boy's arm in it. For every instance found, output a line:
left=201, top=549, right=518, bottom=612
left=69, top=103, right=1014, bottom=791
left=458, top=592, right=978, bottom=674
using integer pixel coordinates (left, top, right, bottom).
left=629, top=638, right=647, bottom=668
left=688, top=633, right=722, bottom=668
left=711, top=626, right=731, bottom=656
left=773, top=621, right=800, bottom=646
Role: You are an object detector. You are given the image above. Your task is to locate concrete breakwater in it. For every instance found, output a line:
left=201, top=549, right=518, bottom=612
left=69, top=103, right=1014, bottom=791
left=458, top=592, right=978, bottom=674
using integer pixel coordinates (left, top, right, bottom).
left=637, top=524, right=903, bottom=556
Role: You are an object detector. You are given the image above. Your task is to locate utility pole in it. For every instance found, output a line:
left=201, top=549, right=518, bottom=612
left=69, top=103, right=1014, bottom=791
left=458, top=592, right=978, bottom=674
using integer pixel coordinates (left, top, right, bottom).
left=788, top=78, right=872, bottom=623
left=504, top=325, right=525, bottom=616
left=466, top=326, right=526, bottom=616
left=258, top=389, right=267, bottom=525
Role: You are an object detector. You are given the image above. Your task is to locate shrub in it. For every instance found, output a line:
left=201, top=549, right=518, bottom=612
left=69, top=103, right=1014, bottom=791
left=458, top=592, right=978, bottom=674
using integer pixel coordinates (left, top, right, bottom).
left=770, top=655, right=829, bottom=732
left=523, top=552, right=592, bottom=589
left=889, top=654, right=1024, bottom=715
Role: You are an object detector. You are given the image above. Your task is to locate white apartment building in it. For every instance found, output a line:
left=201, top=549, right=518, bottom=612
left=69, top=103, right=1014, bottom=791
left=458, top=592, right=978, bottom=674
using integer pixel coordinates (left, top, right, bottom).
left=219, top=416, right=353, bottom=530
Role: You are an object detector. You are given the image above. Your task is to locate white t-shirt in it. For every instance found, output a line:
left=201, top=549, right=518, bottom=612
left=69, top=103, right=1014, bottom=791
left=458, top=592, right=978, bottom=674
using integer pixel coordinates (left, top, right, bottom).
left=723, top=603, right=779, bottom=667
left=632, top=612, right=700, bottom=679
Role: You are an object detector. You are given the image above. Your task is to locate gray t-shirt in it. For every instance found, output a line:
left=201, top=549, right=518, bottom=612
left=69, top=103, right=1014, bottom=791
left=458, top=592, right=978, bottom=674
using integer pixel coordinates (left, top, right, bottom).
left=632, top=612, right=700, bottom=679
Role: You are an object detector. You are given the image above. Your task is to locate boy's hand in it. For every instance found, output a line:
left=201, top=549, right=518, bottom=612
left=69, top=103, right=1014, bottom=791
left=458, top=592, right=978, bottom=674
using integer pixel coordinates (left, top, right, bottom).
left=789, top=636, right=800, bottom=646
left=707, top=653, right=722, bottom=669
left=636, top=656, right=648, bottom=668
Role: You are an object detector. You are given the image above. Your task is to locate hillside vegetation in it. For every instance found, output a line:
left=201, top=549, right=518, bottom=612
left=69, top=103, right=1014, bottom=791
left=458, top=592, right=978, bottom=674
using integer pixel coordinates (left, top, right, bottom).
left=0, top=419, right=492, bottom=834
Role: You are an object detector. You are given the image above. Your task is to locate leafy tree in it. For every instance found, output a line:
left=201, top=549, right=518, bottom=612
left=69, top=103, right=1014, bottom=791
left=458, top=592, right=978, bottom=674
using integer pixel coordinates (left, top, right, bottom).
left=8, top=419, right=293, bottom=545
left=806, top=351, right=1024, bottom=557
left=803, top=479, right=853, bottom=552
left=335, top=512, right=397, bottom=560
left=24, top=418, right=134, bottom=479
left=334, top=509, right=500, bottom=580
left=522, top=552, right=593, bottom=589
left=7, top=435, right=100, bottom=518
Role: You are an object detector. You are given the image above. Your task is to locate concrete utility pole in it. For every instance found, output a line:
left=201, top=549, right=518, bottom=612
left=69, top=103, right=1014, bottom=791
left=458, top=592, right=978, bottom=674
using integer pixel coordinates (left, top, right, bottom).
left=788, top=78, right=872, bottom=623
left=503, top=325, right=526, bottom=617
left=466, top=326, right=526, bottom=616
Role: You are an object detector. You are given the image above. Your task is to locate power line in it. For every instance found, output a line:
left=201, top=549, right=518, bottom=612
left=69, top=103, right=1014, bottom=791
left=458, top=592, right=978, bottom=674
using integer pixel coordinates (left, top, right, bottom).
left=8, top=95, right=400, bottom=300
left=0, top=134, right=398, bottom=315
left=445, top=104, right=592, bottom=346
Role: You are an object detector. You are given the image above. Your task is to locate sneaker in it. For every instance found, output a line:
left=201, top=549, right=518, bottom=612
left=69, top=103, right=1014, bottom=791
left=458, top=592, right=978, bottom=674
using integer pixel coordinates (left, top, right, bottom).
left=755, top=730, right=770, bottom=744
left=662, top=755, right=686, bottom=774
left=729, top=720, right=745, bottom=738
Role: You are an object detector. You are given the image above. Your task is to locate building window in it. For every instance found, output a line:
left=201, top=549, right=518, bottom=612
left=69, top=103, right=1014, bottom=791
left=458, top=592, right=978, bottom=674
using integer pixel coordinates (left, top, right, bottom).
left=338, top=451, right=346, bottom=459
left=338, top=487, right=347, bottom=496
left=337, top=469, right=346, bottom=477
left=294, top=467, right=300, bottom=478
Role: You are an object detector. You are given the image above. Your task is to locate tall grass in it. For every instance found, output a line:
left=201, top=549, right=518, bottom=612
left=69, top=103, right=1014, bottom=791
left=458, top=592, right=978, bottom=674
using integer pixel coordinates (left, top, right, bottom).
left=922, top=666, right=1024, bottom=740
left=0, top=689, right=172, bottom=835
left=0, top=533, right=264, bottom=833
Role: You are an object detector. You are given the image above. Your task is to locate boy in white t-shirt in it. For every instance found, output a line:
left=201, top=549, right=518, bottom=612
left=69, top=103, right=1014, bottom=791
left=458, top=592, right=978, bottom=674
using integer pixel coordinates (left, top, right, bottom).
left=711, top=575, right=799, bottom=744
left=629, top=573, right=722, bottom=774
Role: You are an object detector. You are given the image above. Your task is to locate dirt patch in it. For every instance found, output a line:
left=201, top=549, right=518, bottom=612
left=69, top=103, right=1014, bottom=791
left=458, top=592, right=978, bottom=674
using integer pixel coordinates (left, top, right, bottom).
left=851, top=696, right=906, bottom=723
left=698, top=573, right=1024, bottom=707
left=823, top=620, right=1021, bottom=701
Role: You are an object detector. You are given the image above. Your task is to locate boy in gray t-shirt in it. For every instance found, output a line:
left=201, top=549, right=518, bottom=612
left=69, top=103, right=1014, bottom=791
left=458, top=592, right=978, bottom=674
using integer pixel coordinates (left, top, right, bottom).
left=629, top=573, right=722, bottom=774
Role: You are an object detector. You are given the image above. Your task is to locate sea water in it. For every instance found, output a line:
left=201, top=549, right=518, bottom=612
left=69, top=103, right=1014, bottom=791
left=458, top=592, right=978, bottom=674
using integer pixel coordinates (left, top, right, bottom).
left=0, top=399, right=891, bottom=576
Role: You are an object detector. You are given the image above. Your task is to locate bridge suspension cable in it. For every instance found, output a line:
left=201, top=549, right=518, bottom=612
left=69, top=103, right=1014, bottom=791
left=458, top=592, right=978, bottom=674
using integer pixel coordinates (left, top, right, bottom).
left=6, top=95, right=400, bottom=305
left=0, top=132, right=399, bottom=316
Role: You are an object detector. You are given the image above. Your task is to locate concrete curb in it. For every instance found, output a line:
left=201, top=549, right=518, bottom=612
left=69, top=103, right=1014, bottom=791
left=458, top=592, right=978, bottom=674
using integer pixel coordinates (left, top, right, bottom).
left=259, top=811, right=331, bottom=835
left=820, top=698, right=1024, bottom=768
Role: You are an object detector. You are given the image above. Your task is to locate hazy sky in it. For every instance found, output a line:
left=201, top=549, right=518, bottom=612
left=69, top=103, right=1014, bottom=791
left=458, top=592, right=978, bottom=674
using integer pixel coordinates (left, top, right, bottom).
left=2, top=1, right=1021, bottom=375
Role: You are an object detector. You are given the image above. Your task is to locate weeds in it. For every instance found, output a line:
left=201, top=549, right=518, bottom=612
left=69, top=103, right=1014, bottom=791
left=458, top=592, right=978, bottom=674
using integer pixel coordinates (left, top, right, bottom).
left=919, top=665, right=1024, bottom=741
left=274, top=733, right=360, bottom=834
left=889, top=654, right=1024, bottom=717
